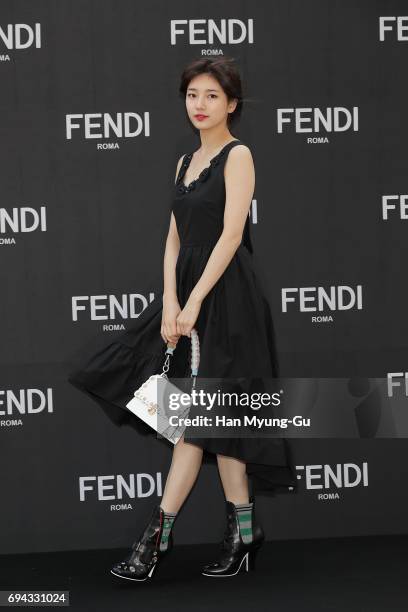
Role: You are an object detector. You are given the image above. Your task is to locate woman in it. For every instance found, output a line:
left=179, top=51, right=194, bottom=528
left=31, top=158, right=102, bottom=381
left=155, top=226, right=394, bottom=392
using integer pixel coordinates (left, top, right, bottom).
left=68, top=56, right=297, bottom=581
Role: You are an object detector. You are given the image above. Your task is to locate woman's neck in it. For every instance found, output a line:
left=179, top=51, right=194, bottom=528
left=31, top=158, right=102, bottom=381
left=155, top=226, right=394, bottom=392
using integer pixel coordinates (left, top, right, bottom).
left=197, top=131, right=236, bottom=156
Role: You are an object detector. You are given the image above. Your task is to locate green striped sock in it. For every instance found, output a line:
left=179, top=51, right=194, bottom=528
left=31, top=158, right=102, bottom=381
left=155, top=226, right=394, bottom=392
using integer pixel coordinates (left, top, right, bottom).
left=234, top=501, right=254, bottom=544
left=159, top=509, right=177, bottom=551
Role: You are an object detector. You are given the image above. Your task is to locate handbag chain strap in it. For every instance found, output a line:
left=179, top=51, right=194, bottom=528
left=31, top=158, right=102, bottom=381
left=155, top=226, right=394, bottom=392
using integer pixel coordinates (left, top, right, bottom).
left=161, top=329, right=200, bottom=391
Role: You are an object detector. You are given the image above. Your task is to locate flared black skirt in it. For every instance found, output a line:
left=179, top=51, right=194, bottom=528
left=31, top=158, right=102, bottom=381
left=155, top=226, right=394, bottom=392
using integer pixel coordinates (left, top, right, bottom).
left=67, top=244, right=298, bottom=497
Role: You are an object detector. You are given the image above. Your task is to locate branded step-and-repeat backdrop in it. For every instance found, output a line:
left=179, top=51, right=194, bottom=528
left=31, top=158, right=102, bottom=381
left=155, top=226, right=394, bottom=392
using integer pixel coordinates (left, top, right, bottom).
left=1, top=1, right=408, bottom=554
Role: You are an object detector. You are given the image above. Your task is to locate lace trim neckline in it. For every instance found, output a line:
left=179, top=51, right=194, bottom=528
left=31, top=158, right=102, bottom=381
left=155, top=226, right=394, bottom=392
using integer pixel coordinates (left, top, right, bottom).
left=176, top=139, right=241, bottom=194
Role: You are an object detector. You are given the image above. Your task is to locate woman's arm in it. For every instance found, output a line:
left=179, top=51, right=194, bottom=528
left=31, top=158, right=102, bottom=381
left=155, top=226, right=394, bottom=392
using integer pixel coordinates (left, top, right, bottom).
left=189, top=144, right=255, bottom=305
left=163, top=155, right=183, bottom=299
left=161, top=155, right=184, bottom=344
left=163, top=212, right=180, bottom=300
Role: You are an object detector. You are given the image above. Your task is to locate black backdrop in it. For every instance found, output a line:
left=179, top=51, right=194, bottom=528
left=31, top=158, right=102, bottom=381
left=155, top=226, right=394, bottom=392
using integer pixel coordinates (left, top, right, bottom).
left=1, top=0, right=408, bottom=554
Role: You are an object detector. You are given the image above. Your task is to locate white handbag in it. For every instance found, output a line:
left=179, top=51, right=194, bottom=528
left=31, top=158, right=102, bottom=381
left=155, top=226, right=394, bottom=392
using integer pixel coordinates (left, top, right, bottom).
left=125, top=329, right=200, bottom=445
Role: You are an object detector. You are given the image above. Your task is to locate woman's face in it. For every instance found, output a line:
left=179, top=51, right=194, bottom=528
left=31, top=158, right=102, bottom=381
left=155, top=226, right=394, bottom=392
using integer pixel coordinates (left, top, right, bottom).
left=185, top=73, right=237, bottom=131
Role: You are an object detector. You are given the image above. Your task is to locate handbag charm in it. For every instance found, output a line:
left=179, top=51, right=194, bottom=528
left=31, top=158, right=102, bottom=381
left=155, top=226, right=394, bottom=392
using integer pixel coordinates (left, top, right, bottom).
left=125, top=329, right=200, bottom=445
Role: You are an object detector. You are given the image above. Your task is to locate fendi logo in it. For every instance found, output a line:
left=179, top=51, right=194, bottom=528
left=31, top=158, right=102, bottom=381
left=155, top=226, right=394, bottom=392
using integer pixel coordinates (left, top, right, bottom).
left=387, top=372, right=408, bottom=397
left=79, top=473, right=163, bottom=503
left=277, top=107, right=359, bottom=134
left=382, top=195, right=408, bottom=220
left=249, top=200, right=257, bottom=224
left=0, top=206, right=47, bottom=243
left=65, top=112, right=150, bottom=144
left=170, top=18, right=254, bottom=45
left=0, top=388, right=54, bottom=423
left=0, top=23, right=41, bottom=49
left=282, top=285, right=363, bottom=313
left=71, top=293, right=155, bottom=324
left=379, top=17, right=408, bottom=41
left=296, top=462, right=368, bottom=499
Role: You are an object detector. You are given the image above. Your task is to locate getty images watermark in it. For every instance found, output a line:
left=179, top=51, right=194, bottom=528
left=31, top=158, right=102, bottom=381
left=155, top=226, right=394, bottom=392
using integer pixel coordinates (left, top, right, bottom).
left=155, top=376, right=309, bottom=440
left=152, top=376, right=408, bottom=440
left=166, top=387, right=310, bottom=431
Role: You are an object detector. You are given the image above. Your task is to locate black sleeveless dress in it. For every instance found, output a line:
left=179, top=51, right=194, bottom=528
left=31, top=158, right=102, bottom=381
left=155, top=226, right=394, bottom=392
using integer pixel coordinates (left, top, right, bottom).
left=67, top=139, right=298, bottom=497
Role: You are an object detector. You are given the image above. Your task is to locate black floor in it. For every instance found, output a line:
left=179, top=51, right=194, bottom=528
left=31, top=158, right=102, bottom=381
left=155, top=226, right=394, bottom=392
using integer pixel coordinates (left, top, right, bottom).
left=0, top=535, right=406, bottom=611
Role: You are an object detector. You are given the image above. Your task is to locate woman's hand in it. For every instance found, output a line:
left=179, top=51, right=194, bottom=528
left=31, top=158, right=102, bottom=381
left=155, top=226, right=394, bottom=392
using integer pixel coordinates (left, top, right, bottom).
left=161, top=294, right=182, bottom=345
left=176, top=294, right=202, bottom=337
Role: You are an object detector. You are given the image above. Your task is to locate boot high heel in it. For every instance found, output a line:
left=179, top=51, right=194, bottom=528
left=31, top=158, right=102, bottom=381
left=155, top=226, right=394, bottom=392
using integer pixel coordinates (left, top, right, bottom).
left=110, top=504, right=173, bottom=582
left=202, top=495, right=265, bottom=578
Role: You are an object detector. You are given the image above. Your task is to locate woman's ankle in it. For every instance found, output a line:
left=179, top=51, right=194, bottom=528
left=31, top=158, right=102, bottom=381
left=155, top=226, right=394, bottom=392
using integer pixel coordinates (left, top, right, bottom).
left=159, top=502, right=179, bottom=513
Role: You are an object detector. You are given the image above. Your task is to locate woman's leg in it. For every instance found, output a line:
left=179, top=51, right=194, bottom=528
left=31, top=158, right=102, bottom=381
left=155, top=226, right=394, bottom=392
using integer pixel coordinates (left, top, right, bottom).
left=160, top=434, right=204, bottom=512
left=201, top=454, right=263, bottom=577
left=110, top=435, right=203, bottom=580
left=216, top=453, right=250, bottom=504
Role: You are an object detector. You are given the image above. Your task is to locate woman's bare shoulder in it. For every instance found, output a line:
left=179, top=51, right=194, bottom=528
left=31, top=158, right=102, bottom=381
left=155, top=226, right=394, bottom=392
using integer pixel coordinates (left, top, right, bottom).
left=229, top=142, right=252, bottom=158
left=225, top=143, right=254, bottom=171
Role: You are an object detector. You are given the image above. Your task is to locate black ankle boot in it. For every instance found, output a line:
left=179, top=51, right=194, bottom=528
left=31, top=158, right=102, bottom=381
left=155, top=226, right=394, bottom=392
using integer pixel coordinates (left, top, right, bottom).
left=110, top=504, right=173, bottom=582
left=201, top=496, right=265, bottom=577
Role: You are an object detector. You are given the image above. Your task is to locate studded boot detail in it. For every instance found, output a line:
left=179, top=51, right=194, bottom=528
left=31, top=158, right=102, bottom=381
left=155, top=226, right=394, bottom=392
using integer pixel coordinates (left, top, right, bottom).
left=110, top=504, right=173, bottom=582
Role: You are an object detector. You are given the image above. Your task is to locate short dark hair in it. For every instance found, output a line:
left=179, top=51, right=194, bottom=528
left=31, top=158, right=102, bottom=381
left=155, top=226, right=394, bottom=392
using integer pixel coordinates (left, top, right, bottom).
left=179, top=56, right=243, bottom=128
